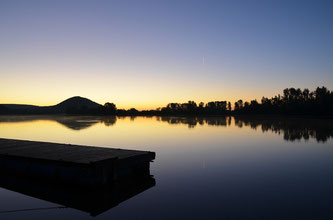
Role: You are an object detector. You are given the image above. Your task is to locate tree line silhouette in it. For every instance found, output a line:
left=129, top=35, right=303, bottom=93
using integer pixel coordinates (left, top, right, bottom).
left=103, top=86, right=332, bottom=116
left=233, top=86, right=333, bottom=115
left=1, top=86, right=332, bottom=116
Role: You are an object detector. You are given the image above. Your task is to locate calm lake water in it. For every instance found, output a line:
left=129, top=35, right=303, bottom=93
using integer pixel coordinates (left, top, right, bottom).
left=0, top=116, right=332, bottom=220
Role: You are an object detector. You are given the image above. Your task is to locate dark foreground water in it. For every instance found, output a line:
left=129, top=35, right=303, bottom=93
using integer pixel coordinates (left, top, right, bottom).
left=0, top=116, right=332, bottom=220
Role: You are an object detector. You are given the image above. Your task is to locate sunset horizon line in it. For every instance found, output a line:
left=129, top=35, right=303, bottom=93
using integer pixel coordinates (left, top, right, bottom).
left=2, top=85, right=331, bottom=111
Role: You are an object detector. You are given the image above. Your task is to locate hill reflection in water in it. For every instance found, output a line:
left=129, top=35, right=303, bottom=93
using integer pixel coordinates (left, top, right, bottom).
left=0, top=115, right=332, bottom=143
left=0, top=116, right=117, bottom=130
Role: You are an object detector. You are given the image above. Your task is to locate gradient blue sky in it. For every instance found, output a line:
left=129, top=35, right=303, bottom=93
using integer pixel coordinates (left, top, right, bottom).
left=1, top=0, right=332, bottom=109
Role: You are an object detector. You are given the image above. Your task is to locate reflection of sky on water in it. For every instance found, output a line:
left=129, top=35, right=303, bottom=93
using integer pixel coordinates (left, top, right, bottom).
left=0, top=116, right=331, bottom=143
left=0, top=116, right=332, bottom=219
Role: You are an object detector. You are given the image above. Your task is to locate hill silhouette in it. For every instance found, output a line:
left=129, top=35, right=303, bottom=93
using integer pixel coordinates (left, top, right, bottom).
left=53, top=96, right=102, bottom=110
left=48, top=96, right=103, bottom=114
left=0, top=96, right=103, bottom=115
left=1, top=104, right=39, bottom=110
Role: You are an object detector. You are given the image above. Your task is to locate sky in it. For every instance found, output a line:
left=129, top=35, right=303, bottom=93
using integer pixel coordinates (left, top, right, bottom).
left=1, top=0, right=332, bottom=110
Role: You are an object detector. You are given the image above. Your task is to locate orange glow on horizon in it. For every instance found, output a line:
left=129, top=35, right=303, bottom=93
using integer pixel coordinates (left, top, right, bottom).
left=0, top=89, right=281, bottom=111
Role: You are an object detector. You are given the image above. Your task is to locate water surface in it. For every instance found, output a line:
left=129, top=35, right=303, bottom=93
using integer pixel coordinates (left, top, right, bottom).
left=0, top=116, right=332, bottom=220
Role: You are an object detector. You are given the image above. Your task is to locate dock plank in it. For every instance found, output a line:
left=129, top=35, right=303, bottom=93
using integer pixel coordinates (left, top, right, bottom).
left=0, top=138, right=155, bottom=185
left=0, top=138, right=154, bottom=165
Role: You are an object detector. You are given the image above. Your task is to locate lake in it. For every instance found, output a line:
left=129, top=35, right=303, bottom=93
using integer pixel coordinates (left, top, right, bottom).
left=0, top=115, right=332, bottom=220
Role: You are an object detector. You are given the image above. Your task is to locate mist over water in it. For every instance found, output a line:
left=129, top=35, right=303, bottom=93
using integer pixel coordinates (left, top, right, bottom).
left=0, top=116, right=332, bottom=219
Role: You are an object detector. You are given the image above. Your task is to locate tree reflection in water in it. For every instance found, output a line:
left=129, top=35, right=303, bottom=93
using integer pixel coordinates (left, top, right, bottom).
left=158, top=116, right=333, bottom=143
left=0, top=115, right=331, bottom=143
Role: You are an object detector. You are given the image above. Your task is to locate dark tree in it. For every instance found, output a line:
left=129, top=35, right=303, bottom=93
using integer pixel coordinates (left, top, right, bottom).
left=104, top=102, right=117, bottom=114
left=227, top=102, right=231, bottom=111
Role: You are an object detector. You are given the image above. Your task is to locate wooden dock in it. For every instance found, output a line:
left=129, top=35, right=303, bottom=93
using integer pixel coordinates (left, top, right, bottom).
left=0, top=138, right=155, bottom=186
